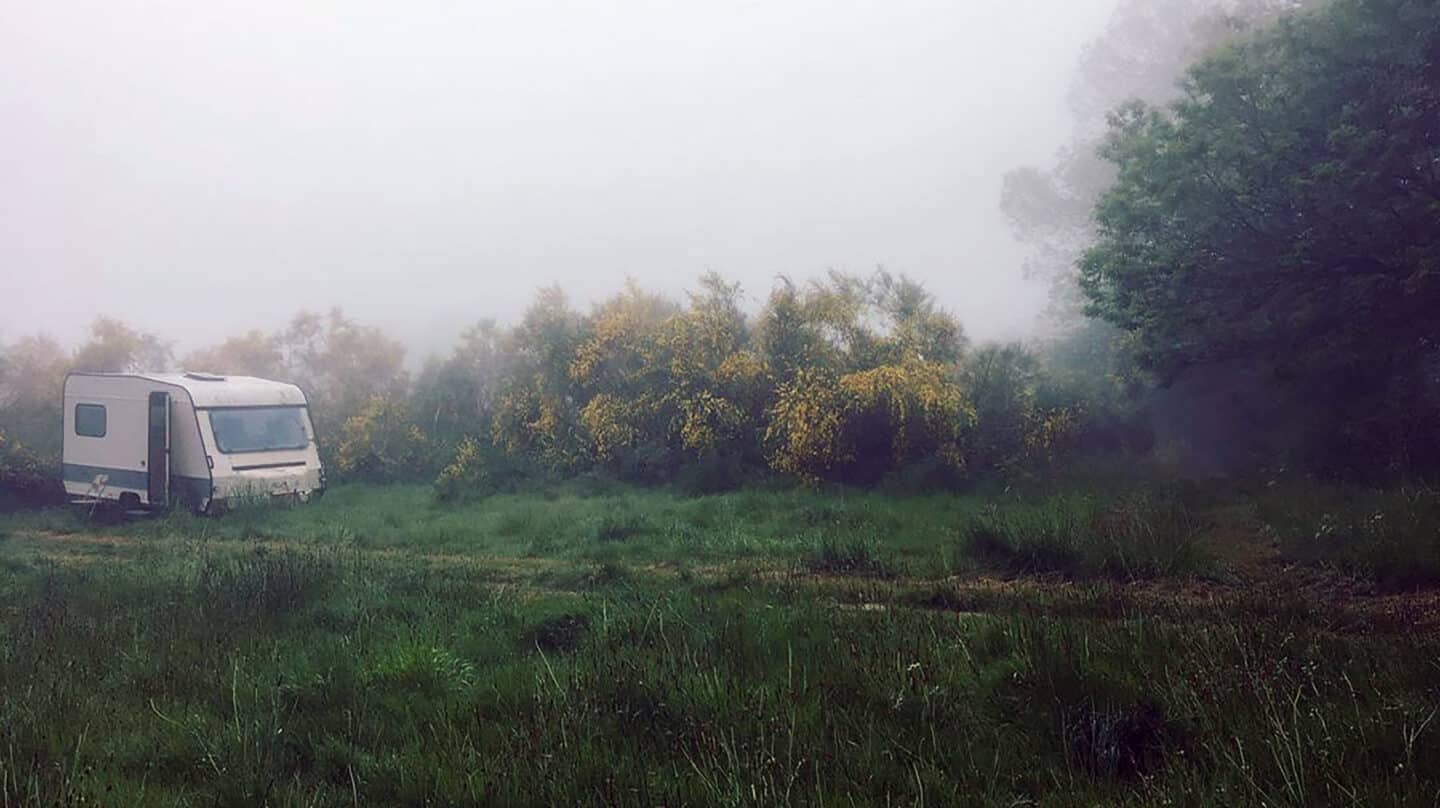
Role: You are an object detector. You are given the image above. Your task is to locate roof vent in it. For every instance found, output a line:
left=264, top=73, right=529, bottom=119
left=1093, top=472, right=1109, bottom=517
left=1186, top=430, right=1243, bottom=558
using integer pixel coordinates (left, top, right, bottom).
left=183, top=372, right=227, bottom=381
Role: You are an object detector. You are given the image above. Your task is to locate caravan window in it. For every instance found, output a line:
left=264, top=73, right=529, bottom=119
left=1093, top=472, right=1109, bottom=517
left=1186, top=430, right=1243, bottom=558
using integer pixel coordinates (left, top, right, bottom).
left=208, top=407, right=309, bottom=453
left=75, top=404, right=106, bottom=437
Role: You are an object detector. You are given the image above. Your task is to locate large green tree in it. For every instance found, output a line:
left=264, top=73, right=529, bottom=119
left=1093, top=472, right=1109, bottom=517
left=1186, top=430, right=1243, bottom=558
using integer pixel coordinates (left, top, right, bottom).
left=1081, top=0, right=1440, bottom=473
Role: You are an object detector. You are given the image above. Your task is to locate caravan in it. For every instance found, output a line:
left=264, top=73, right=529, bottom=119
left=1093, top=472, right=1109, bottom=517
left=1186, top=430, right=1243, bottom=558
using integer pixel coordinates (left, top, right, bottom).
left=62, top=372, right=325, bottom=512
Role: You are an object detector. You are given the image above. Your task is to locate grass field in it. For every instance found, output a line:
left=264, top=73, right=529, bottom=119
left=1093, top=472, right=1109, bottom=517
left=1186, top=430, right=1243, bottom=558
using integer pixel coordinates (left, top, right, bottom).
left=1, top=482, right=1439, bottom=806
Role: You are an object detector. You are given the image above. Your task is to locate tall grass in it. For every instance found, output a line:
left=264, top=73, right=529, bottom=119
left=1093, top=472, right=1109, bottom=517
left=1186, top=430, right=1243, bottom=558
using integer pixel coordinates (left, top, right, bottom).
left=0, top=483, right=1214, bottom=582
left=2, top=482, right=1439, bottom=803
left=1259, top=483, right=1440, bottom=590
left=0, top=544, right=1435, bottom=805
left=957, top=490, right=1207, bottom=579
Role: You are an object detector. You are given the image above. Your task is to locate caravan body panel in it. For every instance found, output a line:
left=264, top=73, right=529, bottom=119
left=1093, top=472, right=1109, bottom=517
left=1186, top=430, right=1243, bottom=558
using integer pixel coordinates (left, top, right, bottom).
left=63, top=374, right=210, bottom=508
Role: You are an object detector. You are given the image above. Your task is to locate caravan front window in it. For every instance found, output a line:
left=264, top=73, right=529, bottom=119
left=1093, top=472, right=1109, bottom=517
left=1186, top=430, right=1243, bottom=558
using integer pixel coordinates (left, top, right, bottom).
left=208, top=407, right=309, bottom=454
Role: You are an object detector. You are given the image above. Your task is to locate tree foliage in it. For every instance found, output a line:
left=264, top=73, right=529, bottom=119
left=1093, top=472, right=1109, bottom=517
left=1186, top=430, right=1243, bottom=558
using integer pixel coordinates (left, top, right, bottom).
left=335, top=395, right=431, bottom=482
left=1081, top=0, right=1440, bottom=473
left=0, top=273, right=1102, bottom=499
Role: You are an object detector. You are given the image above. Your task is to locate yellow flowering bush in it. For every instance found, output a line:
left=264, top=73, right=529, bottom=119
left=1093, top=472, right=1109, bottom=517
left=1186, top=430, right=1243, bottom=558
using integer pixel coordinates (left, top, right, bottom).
left=492, top=389, right=585, bottom=474
left=677, top=391, right=745, bottom=454
left=336, top=395, right=431, bottom=481
left=579, top=393, right=645, bottom=461
left=764, top=370, right=851, bottom=480
left=434, top=436, right=485, bottom=501
left=840, top=361, right=974, bottom=471
left=764, top=362, right=974, bottom=482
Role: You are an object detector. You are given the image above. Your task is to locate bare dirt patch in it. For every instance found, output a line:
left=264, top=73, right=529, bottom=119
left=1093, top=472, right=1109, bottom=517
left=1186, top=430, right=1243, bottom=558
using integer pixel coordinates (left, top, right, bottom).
left=20, top=530, right=141, bottom=549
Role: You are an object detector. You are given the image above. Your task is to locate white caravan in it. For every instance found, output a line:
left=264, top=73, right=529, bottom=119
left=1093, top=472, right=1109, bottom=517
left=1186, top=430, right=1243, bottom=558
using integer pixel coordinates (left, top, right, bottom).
left=62, top=372, right=325, bottom=511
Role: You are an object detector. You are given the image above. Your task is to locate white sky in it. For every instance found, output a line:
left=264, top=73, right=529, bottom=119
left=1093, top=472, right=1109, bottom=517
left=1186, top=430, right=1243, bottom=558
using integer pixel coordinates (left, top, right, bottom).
left=1, top=0, right=1119, bottom=358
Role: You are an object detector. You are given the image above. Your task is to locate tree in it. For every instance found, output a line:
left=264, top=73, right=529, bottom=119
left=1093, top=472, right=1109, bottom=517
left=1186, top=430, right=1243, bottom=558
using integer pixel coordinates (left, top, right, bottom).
left=278, top=310, right=409, bottom=455
left=0, top=336, right=69, bottom=460
left=411, top=319, right=514, bottom=447
left=1080, top=0, right=1440, bottom=473
left=71, top=317, right=172, bottom=373
left=757, top=278, right=824, bottom=380
left=872, top=270, right=967, bottom=365
left=758, top=270, right=965, bottom=376
left=182, top=330, right=285, bottom=378
left=489, top=287, right=588, bottom=474
left=1002, top=0, right=1314, bottom=309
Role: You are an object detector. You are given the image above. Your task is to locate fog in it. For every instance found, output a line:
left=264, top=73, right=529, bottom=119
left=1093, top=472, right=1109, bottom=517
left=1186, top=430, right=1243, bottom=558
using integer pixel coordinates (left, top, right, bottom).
left=2, top=0, right=1117, bottom=357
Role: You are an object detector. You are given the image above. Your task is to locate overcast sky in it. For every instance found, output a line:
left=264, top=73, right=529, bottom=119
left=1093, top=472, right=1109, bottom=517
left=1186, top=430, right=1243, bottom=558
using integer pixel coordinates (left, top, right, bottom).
left=2, top=0, right=1118, bottom=358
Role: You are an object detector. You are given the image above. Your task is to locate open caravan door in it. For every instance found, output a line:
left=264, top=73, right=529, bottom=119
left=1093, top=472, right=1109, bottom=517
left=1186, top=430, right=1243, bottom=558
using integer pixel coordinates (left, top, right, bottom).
left=147, top=391, right=169, bottom=507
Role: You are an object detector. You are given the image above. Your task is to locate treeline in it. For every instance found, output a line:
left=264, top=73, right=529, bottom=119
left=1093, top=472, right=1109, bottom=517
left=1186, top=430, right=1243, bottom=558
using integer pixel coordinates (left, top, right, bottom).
left=0, top=271, right=1150, bottom=502
left=6, top=0, right=1440, bottom=502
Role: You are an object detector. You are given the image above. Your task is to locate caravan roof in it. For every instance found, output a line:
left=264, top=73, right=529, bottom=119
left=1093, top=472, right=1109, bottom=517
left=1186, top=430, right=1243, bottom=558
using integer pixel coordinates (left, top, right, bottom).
left=73, top=372, right=308, bottom=408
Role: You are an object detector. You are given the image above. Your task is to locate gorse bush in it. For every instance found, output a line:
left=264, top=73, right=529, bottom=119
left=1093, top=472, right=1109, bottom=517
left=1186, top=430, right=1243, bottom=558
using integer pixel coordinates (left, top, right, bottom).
left=427, top=271, right=1082, bottom=493
left=336, top=395, right=433, bottom=482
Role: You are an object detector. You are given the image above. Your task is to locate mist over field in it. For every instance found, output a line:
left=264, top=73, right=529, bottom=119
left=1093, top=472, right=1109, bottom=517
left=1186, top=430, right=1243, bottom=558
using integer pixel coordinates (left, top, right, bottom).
left=6, top=1, right=1440, bottom=804
left=1, top=0, right=1117, bottom=354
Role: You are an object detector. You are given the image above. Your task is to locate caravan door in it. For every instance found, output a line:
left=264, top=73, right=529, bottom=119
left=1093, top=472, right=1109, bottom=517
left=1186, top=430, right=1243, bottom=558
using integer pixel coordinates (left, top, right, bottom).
left=147, top=391, right=170, bottom=507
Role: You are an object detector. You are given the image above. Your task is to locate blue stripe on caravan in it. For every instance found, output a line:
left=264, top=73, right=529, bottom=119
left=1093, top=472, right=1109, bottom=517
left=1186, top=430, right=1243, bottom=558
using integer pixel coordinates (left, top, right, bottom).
left=63, top=463, right=148, bottom=489
left=62, top=463, right=212, bottom=505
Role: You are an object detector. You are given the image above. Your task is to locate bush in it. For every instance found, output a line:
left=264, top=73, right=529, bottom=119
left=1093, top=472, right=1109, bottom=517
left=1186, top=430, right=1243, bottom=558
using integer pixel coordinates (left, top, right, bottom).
left=433, top=435, right=534, bottom=502
left=0, top=431, right=61, bottom=510
left=764, top=362, right=974, bottom=485
left=335, top=395, right=432, bottom=483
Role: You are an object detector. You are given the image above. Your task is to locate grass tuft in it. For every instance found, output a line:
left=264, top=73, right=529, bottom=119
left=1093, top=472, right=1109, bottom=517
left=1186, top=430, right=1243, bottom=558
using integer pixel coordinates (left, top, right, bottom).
left=1065, top=698, right=1183, bottom=781
left=526, top=612, right=591, bottom=652
left=804, top=534, right=898, bottom=578
left=1260, top=484, right=1440, bottom=591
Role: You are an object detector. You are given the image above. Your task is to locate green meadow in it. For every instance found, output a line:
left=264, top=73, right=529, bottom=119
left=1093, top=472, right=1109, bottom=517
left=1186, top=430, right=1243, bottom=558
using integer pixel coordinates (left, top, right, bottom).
left=2, top=483, right=1437, bottom=806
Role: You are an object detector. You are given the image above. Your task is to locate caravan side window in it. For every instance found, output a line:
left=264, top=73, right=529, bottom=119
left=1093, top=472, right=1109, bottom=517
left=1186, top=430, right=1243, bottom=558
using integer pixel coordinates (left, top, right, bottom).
left=75, top=404, right=107, bottom=438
